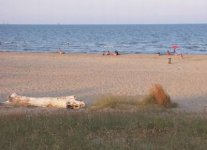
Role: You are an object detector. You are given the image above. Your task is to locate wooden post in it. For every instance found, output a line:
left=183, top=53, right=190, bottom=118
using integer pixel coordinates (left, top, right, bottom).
left=168, top=57, right=172, bottom=64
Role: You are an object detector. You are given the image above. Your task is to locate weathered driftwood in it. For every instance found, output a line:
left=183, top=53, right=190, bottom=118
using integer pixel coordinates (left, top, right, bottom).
left=4, top=93, right=85, bottom=109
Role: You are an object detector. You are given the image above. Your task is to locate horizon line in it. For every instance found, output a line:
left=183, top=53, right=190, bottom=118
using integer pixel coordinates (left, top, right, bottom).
left=0, top=23, right=207, bottom=25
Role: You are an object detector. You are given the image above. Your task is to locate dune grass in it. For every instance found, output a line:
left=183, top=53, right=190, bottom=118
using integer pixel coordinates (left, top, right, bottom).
left=143, top=84, right=174, bottom=107
left=0, top=108, right=207, bottom=150
left=91, top=84, right=177, bottom=110
left=0, top=85, right=200, bottom=149
left=90, top=95, right=142, bottom=110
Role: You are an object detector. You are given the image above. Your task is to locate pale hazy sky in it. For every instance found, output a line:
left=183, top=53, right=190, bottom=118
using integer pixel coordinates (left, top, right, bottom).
left=0, top=0, right=207, bottom=24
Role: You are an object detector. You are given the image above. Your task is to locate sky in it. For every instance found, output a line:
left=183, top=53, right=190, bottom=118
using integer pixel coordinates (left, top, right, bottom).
left=0, top=0, right=207, bottom=24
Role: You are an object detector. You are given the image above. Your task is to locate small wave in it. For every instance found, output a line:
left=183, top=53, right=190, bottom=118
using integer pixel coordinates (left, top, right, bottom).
left=69, top=45, right=81, bottom=48
left=135, top=51, right=141, bottom=54
left=95, top=43, right=106, bottom=46
left=23, top=48, right=32, bottom=51
left=184, top=45, right=200, bottom=50
left=197, top=49, right=207, bottom=52
left=103, top=45, right=114, bottom=48
left=128, top=41, right=139, bottom=45
left=151, top=40, right=159, bottom=44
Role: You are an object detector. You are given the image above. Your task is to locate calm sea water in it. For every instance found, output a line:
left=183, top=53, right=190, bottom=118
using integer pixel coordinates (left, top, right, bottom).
left=0, top=24, right=207, bottom=54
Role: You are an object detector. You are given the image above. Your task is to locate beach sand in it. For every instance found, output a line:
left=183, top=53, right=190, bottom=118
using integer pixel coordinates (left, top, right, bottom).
left=0, top=52, right=207, bottom=112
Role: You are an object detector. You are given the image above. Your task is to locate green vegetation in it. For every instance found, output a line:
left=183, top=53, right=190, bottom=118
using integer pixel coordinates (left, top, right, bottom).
left=91, top=95, right=142, bottom=110
left=91, top=94, right=177, bottom=111
left=0, top=106, right=207, bottom=150
left=0, top=84, right=203, bottom=150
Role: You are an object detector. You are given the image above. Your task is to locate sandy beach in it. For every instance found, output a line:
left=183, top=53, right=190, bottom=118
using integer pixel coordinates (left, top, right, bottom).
left=0, top=52, right=207, bottom=112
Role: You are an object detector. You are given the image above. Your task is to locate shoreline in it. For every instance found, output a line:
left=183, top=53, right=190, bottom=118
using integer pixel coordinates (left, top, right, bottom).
left=1, top=52, right=207, bottom=112
left=1, top=50, right=207, bottom=55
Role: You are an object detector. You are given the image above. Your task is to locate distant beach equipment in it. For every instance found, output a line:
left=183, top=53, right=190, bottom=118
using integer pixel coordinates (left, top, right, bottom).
left=168, top=57, right=172, bottom=64
left=171, top=45, right=180, bottom=53
left=171, top=45, right=184, bottom=59
left=102, top=50, right=120, bottom=56
left=58, top=48, right=65, bottom=54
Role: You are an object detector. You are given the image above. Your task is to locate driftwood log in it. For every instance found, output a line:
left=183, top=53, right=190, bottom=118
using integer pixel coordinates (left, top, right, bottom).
left=4, top=93, right=85, bottom=109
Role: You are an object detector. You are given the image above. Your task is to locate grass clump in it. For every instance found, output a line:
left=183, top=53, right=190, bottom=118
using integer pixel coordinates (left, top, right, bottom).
left=142, top=84, right=177, bottom=108
left=91, top=84, right=177, bottom=110
left=90, top=95, right=142, bottom=110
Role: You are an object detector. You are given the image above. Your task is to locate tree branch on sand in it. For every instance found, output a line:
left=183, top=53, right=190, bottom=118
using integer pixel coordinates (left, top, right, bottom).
left=3, top=93, right=85, bottom=109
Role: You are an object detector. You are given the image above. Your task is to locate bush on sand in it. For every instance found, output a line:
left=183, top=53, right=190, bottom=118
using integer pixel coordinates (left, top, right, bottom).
left=142, top=84, right=177, bottom=108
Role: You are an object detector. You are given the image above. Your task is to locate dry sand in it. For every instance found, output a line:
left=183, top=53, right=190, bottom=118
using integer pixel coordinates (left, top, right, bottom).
left=0, top=52, right=207, bottom=112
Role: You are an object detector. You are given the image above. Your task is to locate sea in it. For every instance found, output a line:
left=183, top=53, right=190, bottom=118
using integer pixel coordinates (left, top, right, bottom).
left=0, top=24, right=207, bottom=54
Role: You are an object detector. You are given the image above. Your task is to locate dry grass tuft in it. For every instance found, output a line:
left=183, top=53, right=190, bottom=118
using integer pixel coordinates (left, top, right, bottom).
left=143, top=84, right=173, bottom=107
